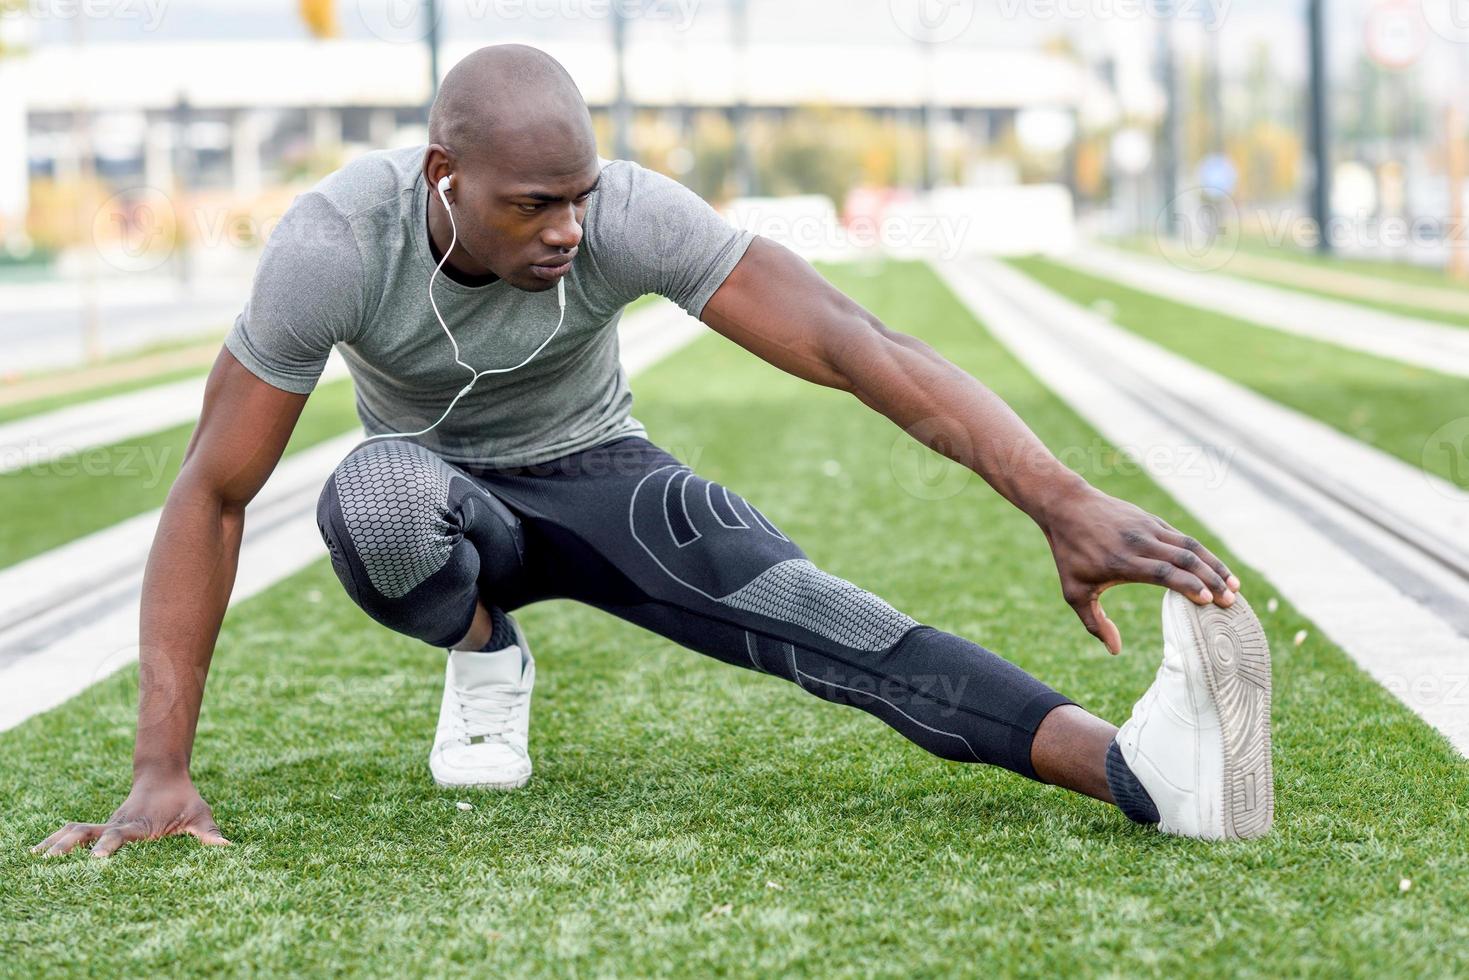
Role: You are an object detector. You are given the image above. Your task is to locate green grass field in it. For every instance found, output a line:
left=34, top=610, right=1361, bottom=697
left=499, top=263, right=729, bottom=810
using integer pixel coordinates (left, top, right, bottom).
left=0, top=365, right=211, bottom=427
left=3, top=262, right=1466, bottom=976
left=1230, top=238, right=1469, bottom=292
left=0, top=378, right=362, bottom=569
left=1118, top=236, right=1469, bottom=329
left=1010, top=256, right=1469, bottom=489
left=0, top=333, right=226, bottom=426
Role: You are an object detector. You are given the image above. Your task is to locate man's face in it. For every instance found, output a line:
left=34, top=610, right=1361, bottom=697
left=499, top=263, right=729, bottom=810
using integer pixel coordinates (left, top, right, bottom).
left=446, top=147, right=602, bottom=293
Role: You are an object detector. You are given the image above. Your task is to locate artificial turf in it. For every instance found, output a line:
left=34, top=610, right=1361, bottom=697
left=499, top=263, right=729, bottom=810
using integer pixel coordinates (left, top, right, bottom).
left=3, top=262, right=1466, bottom=976
left=1119, top=236, right=1469, bottom=330
left=0, top=377, right=362, bottom=569
left=0, top=365, right=211, bottom=427
left=0, top=334, right=226, bottom=426
left=1228, top=238, right=1469, bottom=293
left=1010, top=256, right=1469, bottom=490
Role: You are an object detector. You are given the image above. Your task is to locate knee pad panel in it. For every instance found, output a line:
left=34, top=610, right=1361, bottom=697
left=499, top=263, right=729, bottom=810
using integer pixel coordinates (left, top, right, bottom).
left=720, top=559, right=918, bottom=651
left=331, top=440, right=456, bottom=600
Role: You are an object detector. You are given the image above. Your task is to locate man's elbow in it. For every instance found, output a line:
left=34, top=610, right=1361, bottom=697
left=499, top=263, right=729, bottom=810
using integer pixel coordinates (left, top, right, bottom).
left=824, top=313, right=933, bottom=393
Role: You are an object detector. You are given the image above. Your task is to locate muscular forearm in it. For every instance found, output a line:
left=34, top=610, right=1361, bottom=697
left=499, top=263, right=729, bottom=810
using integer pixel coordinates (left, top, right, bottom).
left=132, top=475, right=245, bottom=778
left=835, top=324, right=1088, bottom=526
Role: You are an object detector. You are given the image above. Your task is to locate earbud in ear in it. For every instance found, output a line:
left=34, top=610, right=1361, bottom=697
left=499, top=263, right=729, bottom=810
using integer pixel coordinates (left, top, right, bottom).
left=437, top=175, right=452, bottom=196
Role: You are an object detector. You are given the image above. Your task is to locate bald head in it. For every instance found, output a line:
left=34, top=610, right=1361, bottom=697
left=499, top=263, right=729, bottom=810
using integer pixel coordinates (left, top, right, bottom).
left=428, top=44, right=597, bottom=170
left=421, top=45, right=602, bottom=293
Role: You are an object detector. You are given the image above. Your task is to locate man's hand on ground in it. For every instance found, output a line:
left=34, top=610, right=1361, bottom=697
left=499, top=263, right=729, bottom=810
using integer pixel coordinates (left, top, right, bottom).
left=31, top=775, right=229, bottom=859
left=1041, top=484, right=1242, bottom=654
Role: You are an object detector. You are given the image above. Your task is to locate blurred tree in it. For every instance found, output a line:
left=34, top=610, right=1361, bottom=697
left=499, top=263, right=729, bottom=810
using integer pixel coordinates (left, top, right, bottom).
left=0, top=0, right=27, bottom=59
left=299, top=0, right=339, bottom=39
left=686, top=112, right=736, bottom=202
left=757, top=107, right=919, bottom=205
left=1228, top=123, right=1300, bottom=204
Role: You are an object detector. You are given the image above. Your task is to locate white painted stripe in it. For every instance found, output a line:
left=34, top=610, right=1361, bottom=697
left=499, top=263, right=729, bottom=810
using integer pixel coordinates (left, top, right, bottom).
left=0, top=353, right=350, bottom=475
left=1062, top=245, right=1469, bottom=379
left=933, top=258, right=1469, bottom=756
left=0, top=300, right=700, bottom=731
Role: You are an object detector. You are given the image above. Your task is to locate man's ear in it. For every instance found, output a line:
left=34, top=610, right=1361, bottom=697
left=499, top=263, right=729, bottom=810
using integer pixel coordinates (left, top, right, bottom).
left=424, top=143, right=457, bottom=192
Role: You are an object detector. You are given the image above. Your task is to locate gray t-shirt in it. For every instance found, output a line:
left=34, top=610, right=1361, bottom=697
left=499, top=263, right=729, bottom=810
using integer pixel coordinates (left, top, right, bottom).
left=226, top=145, right=754, bottom=467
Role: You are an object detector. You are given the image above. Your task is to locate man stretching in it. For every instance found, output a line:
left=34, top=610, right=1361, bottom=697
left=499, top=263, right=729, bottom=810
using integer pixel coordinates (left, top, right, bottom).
left=33, top=45, right=1272, bottom=859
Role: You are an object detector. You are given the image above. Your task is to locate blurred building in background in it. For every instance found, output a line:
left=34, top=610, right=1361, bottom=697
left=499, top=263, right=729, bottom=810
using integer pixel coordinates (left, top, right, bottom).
left=1, top=0, right=1467, bottom=370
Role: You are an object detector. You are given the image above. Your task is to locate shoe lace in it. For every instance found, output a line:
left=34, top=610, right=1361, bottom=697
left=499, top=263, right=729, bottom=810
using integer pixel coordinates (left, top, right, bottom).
left=456, top=684, right=529, bottom=744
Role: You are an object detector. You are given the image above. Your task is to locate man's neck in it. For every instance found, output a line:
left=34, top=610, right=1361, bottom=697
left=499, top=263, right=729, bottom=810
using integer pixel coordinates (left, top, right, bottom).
left=426, top=191, right=501, bottom=288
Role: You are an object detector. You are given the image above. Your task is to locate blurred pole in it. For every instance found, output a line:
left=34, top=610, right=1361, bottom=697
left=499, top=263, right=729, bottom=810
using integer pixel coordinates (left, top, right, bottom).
left=731, top=0, right=754, bottom=196
left=1203, top=3, right=1223, bottom=154
left=0, top=20, right=29, bottom=252
left=1306, top=0, right=1330, bottom=254
left=1449, top=105, right=1467, bottom=281
left=425, top=0, right=441, bottom=113
left=171, top=94, right=193, bottom=288
left=1451, top=51, right=1469, bottom=282
left=612, top=5, right=632, bottom=161
left=71, top=15, right=101, bottom=363
left=1154, top=0, right=1179, bottom=237
left=921, top=35, right=939, bottom=192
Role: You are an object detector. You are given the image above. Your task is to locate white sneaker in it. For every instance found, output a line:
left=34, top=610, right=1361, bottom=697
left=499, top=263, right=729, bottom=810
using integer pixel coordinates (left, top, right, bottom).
left=429, top=616, right=534, bottom=790
left=1115, top=590, right=1273, bottom=840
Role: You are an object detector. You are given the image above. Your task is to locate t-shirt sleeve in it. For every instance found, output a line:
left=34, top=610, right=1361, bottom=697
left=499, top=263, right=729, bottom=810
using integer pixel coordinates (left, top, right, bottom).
left=225, top=191, right=367, bottom=394
left=588, top=161, right=755, bottom=318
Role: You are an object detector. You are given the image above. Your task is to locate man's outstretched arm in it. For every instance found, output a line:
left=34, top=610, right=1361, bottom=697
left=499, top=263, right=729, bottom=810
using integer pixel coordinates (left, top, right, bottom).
left=700, top=237, right=1241, bottom=653
left=32, top=349, right=308, bottom=858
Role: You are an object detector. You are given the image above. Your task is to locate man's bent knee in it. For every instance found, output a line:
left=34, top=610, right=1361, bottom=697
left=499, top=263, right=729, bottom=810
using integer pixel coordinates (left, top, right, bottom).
left=316, top=439, right=525, bottom=645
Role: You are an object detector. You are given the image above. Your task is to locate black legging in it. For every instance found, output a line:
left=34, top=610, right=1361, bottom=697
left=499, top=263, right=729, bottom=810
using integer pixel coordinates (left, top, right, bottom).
left=316, top=436, right=1073, bottom=780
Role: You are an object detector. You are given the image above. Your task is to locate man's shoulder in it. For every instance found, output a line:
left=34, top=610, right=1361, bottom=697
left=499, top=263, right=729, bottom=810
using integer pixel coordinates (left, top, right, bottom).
left=592, top=157, right=681, bottom=200
left=586, top=158, right=711, bottom=241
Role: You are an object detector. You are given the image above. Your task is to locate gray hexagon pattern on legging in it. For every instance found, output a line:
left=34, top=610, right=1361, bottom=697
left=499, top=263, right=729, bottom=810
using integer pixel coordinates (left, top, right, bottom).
left=720, top=559, right=918, bottom=651
left=333, top=441, right=455, bottom=600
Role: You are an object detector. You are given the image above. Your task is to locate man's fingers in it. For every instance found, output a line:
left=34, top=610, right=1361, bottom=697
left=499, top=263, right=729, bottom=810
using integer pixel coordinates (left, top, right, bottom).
left=31, top=826, right=73, bottom=854
left=39, top=823, right=103, bottom=857
left=1157, top=528, right=1240, bottom=593
left=1130, top=557, right=1211, bottom=604
left=188, top=821, right=231, bottom=847
left=89, top=827, right=135, bottom=859
left=1069, top=591, right=1123, bottom=655
left=1146, top=543, right=1232, bottom=604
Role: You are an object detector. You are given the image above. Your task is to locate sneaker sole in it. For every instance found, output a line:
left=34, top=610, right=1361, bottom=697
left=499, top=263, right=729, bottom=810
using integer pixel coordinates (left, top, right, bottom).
left=432, top=773, right=531, bottom=791
left=1177, top=593, right=1274, bottom=839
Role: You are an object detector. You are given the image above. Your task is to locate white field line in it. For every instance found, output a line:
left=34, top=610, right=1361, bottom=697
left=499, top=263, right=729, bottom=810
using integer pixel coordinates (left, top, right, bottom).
left=1062, top=245, right=1469, bottom=379
left=934, top=258, right=1469, bottom=756
left=0, top=354, right=350, bottom=475
left=0, top=300, right=701, bottom=731
left=1201, top=249, right=1469, bottom=318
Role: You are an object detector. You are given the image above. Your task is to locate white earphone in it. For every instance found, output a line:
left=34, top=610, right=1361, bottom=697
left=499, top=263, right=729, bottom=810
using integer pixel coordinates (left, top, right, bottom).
left=361, top=172, right=568, bottom=445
